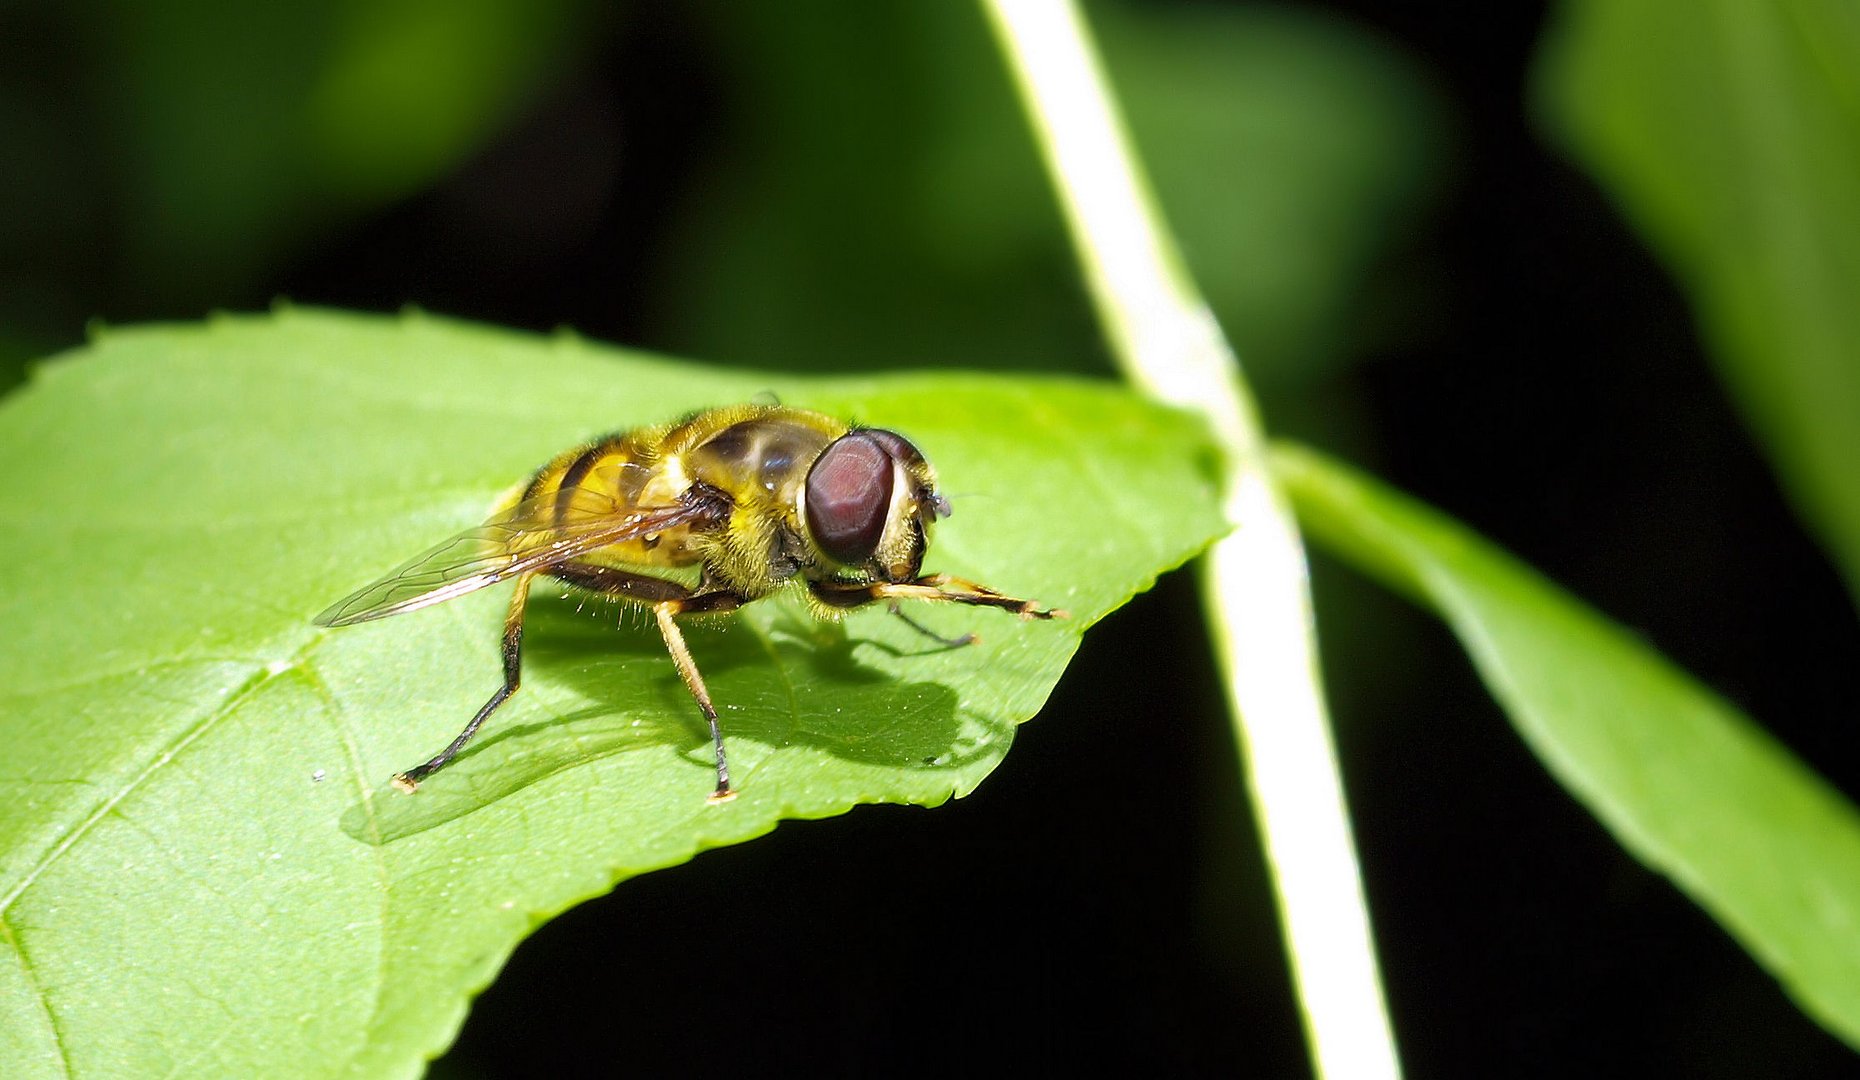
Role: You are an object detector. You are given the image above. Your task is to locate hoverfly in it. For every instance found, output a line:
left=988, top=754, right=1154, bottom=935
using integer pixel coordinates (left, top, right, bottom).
left=315, top=404, right=1064, bottom=802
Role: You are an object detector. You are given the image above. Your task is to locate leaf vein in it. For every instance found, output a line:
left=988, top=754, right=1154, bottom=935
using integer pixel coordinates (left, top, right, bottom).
left=294, top=663, right=395, bottom=1080
left=0, top=914, right=74, bottom=1078
left=0, top=635, right=317, bottom=916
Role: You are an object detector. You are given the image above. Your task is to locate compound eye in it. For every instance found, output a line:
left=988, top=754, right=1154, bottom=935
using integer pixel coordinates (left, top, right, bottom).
left=806, top=434, right=895, bottom=566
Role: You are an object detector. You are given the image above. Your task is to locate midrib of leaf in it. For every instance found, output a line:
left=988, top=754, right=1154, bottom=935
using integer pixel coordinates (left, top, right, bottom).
left=0, top=915, right=71, bottom=1079
left=0, top=647, right=333, bottom=1074
left=294, top=662, right=393, bottom=1080
left=0, top=638, right=316, bottom=914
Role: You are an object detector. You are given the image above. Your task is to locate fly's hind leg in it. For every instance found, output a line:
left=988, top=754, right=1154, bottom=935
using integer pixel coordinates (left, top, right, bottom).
left=549, top=561, right=748, bottom=802
left=393, top=571, right=534, bottom=792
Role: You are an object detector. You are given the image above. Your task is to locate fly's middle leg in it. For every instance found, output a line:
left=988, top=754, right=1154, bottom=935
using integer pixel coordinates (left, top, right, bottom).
left=887, top=602, right=978, bottom=648
left=654, top=600, right=738, bottom=804
left=550, top=561, right=747, bottom=801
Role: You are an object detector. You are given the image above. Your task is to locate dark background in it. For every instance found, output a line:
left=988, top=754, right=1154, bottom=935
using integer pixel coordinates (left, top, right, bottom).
left=7, top=1, right=1857, bottom=1075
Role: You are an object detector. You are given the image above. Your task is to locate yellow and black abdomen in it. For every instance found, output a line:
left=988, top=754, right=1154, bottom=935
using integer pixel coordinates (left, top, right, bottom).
left=519, top=425, right=708, bottom=573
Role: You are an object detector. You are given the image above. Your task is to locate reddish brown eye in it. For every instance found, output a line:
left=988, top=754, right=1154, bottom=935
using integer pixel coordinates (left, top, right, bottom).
left=806, top=434, right=895, bottom=566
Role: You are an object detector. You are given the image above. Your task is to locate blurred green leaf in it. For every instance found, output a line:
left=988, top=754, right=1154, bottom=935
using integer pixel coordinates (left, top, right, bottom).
left=90, top=0, right=593, bottom=297
left=655, top=0, right=1083, bottom=372
left=654, top=1, right=1444, bottom=380
left=1275, top=442, right=1860, bottom=1050
left=0, top=308, right=1223, bottom=1077
left=303, top=0, right=587, bottom=202
left=1100, top=1, right=1447, bottom=386
left=1537, top=0, right=1860, bottom=607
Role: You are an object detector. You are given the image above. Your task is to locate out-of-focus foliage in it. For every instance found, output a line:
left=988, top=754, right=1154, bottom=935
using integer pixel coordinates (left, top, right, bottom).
left=1276, top=443, right=1860, bottom=1051
left=1537, top=0, right=1860, bottom=609
left=0, top=0, right=596, bottom=386
left=653, top=1, right=1445, bottom=381
left=0, top=0, right=1441, bottom=402
left=1101, top=2, right=1445, bottom=387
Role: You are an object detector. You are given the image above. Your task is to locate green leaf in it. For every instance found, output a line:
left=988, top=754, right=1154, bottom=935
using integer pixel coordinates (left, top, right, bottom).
left=1273, top=443, right=1860, bottom=1051
left=0, top=308, right=1224, bottom=1078
left=1536, top=0, right=1860, bottom=607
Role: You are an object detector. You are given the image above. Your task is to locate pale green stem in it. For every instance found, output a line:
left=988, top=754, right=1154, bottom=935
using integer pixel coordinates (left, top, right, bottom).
left=981, top=2, right=1401, bottom=1077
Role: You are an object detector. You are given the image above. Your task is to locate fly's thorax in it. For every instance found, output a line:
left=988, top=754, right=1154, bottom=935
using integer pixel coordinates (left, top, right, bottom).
left=688, top=418, right=833, bottom=499
left=681, top=411, right=844, bottom=594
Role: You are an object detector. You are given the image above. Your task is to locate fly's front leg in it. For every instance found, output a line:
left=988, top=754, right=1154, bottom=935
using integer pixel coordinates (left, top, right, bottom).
left=393, top=571, right=534, bottom=792
left=905, top=574, right=1068, bottom=620
left=810, top=575, right=1068, bottom=643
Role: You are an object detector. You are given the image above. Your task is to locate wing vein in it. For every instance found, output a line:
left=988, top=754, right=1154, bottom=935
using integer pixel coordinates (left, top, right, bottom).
left=314, top=464, right=729, bottom=627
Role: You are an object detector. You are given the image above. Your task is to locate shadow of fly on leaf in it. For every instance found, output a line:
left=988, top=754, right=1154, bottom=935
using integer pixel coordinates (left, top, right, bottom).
left=316, top=404, right=1065, bottom=815
left=337, top=596, right=999, bottom=844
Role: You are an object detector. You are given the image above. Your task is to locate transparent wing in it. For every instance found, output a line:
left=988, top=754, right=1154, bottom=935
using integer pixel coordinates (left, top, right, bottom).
left=315, top=466, right=722, bottom=627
